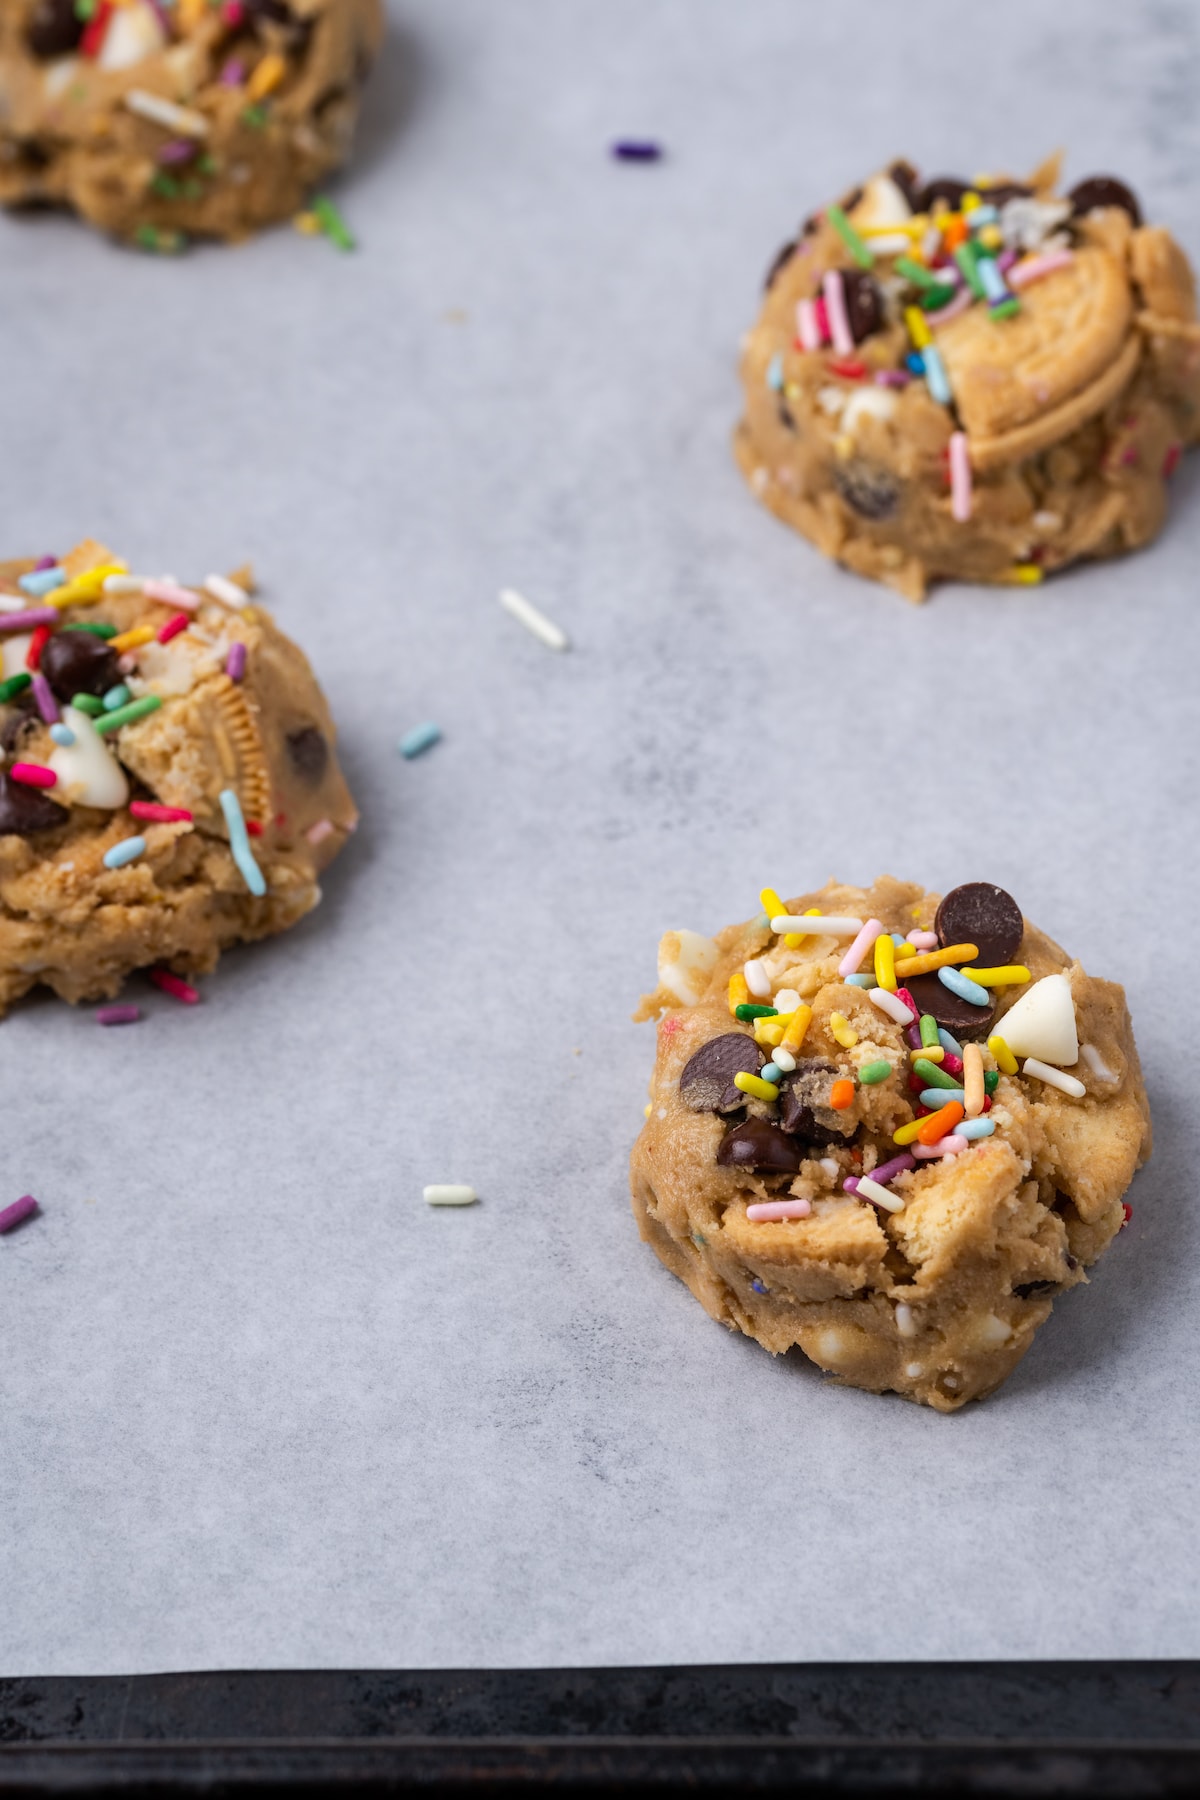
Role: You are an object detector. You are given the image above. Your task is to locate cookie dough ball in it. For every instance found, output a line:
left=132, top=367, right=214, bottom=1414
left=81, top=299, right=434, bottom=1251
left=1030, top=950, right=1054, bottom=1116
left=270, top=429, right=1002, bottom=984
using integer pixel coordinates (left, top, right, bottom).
left=630, top=877, right=1150, bottom=1411
left=0, top=539, right=357, bottom=1013
left=736, top=157, right=1200, bottom=599
left=0, top=0, right=383, bottom=246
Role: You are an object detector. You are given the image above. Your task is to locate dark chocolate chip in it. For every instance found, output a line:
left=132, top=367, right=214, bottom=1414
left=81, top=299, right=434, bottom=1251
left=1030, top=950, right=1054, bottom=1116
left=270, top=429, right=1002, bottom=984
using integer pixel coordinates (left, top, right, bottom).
left=716, top=1117, right=802, bottom=1174
left=978, top=180, right=1032, bottom=208
left=901, top=972, right=994, bottom=1040
left=764, top=238, right=797, bottom=291
left=678, top=1032, right=764, bottom=1114
left=934, top=882, right=1024, bottom=966
left=778, top=1058, right=857, bottom=1146
left=245, top=0, right=311, bottom=48
left=842, top=269, right=885, bottom=343
left=777, top=400, right=796, bottom=432
left=1013, top=1280, right=1060, bottom=1299
left=26, top=0, right=84, bottom=58
left=1, top=696, right=39, bottom=756
left=40, top=631, right=120, bottom=703
left=0, top=771, right=69, bottom=836
left=834, top=461, right=899, bottom=521
left=286, top=725, right=328, bottom=783
left=800, top=212, right=821, bottom=239
left=1068, top=175, right=1142, bottom=227
left=838, top=185, right=864, bottom=215
left=916, top=176, right=970, bottom=213
left=888, top=160, right=921, bottom=211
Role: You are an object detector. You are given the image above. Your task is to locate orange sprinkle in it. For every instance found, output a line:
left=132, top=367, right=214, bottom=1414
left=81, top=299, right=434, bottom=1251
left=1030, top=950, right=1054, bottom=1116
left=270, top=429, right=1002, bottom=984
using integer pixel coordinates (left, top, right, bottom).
left=247, top=50, right=287, bottom=100
left=917, top=1100, right=964, bottom=1145
left=830, top=1078, right=855, bottom=1111
left=942, top=215, right=968, bottom=251
left=728, top=971, right=749, bottom=1015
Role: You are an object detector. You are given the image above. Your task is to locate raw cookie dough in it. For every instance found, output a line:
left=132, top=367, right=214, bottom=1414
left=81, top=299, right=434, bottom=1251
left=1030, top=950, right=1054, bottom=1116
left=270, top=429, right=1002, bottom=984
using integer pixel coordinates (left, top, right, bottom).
left=0, top=0, right=383, bottom=246
left=630, top=877, right=1150, bottom=1412
left=736, top=157, right=1200, bottom=600
left=0, top=538, right=356, bottom=1013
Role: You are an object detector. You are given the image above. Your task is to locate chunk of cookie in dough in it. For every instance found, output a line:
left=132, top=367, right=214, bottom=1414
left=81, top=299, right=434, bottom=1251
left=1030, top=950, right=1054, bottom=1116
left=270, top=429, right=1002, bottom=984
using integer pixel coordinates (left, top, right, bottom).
left=630, top=877, right=1150, bottom=1411
left=736, top=157, right=1200, bottom=599
left=0, top=0, right=383, bottom=246
left=0, top=539, right=357, bottom=1013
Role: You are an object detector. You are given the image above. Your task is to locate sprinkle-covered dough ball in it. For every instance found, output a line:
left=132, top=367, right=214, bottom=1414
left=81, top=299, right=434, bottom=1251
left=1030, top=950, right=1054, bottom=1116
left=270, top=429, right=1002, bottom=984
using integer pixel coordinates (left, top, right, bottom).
left=630, top=876, right=1150, bottom=1412
left=0, top=538, right=356, bottom=1013
left=736, top=156, right=1200, bottom=600
left=0, top=0, right=383, bottom=247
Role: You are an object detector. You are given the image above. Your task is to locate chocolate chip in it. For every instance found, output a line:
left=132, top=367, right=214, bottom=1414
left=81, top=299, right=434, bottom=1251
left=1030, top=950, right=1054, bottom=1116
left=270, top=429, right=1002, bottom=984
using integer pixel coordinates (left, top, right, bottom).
left=901, top=972, right=994, bottom=1040
left=678, top=1033, right=764, bottom=1114
left=764, top=238, right=797, bottom=291
left=1013, top=1280, right=1060, bottom=1299
left=1, top=696, right=39, bottom=756
left=843, top=269, right=884, bottom=343
left=838, top=185, right=864, bottom=214
left=1068, top=176, right=1142, bottom=227
left=978, top=181, right=1032, bottom=208
left=777, top=401, right=796, bottom=432
left=286, top=725, right=328, bottom=783
left=934, top=882, right=1024, bottom=966
left=716, top=1118, right=802, bottom=1174
left=245, top=0, right=311, bottom=48
left=778, top=1058, right=857, bottom=1146
left=26, top=0, right=84, bottom=58
left=916, top=176, right=970, bottom=213
left=40, top=631, right=119, bottom=703
left=834, top=461, right=899, bottom=521
left=0, top=772, right=68, bottom=836
left=887, top=161, right=921, bottom=211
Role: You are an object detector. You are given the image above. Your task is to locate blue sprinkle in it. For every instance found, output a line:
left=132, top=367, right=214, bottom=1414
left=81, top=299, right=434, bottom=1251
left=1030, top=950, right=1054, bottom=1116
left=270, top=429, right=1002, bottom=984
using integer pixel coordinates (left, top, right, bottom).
left=49, top=723, right=75, bottom=746
left=938, top=965, right=990, bottom=1005
left=921, top=1086, right=966, bottom=1108
left=750, top=1279, right=768, bottom=1295
left=103, top=683, right=132, bottom=712
left=937, top=1028, right=963, bottom=1057
left=398, top=720, right=442, bottom=760
left=219, top=787, right=266, bottom=897
left=103, top=835, right=146, bottom=870
left=753, top=912, right=769, bottom=929
left=18, top=566, right=66, bottom=597
left=968, top=203, right=999, bottom=228
left=977, top=255, right=1008, bottom=304
left=845, top=973, right=874, bottom=988
left=760, top=1062, right=781, bottom=1084
left=767, top=350, right=784, bottom=391
left=890, top=933, right=906, bottom=947
left=922, top=343, right=952, bottom=405
left=906, top=350, right=926, bottom=376
left=957, top=1118, right=995, bottom=1140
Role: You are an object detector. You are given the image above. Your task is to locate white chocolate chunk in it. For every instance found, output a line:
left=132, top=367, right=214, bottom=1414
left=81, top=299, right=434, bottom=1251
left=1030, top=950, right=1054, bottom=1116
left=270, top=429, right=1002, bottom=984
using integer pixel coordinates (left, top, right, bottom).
left=995, top=972, right=1078, bottom=1066
left=657, top=930, right=719, bottom=1008
left=843, top=387, right=897, bottom=434
left=47, top=706, right=129, bottom=810
left=97, top=2, right=166, bottom=70
left=974, top=1312, right=1012, bottom=1349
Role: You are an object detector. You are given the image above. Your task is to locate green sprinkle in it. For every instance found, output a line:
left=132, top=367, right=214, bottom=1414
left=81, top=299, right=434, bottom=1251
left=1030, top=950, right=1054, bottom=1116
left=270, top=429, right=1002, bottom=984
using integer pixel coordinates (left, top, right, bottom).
left=181, top=179, right=204, bottom=201
left=134, top=224, right=186, bottom=255
left=826, top=203, right=873, bottom=269
left=312, top=193, right=355, bottom=252
left=74, top=0, right=96, bottom=17
left=984, top=1068, right=1000, bottom=1094
left=94, top=695, right=163, bottom=736
left=0, top=672, right=32, bottom=704
left=990, top=296, right=1021, bottom=320
left=918, top=283, right=958, bottom=311
left=913, top=1056, right=960, bottom=1092
left=150, top=174, right=180, bottom=199
left=242, top=103, right=269, bottom=129
left=63, top=622, right=117, bottom=638
left=954, top=241, right=986, bottom=298
left=859, top=1060, right=892, bottom=1085
left=919, top=1014, right=940, bottom=1049
left=71, top=693, right=104, bottom=716
left=895, top=255, right=939, bottom=289
left=198, top=155, right=218, bottom=176
left=735, top=1003, right=777, bottom=1022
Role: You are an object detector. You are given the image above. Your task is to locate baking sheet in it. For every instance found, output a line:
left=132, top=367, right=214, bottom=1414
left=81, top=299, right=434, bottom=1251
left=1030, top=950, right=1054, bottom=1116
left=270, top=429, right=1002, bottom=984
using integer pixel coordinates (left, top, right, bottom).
left=2, top=0, right=1199, bottom=1673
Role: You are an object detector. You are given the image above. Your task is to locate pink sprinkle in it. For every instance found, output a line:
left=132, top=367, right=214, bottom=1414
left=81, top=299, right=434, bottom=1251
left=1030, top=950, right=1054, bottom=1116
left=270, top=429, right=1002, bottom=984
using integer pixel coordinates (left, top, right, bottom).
left=838, top=918, right=885, bottom=979
left=0, top=1194, right=39, bottom=1234
left=143, top=580, right=199, bottom=611
left=949, top=430, right=972, bottom=522
left=10, top=762, right=56, bottom=789
left=906, top=930, right=938, bottom=950
left=222, top=0, right=245, bottom=20
left=157, top=612, right=190, bottom=645
left=130, top=801, right=194, bottom=823
left=746, top=1197, right=812, bottom=1222
left=225, top=642, right=247, bottom=681
left=997, top=248, right=1017, bottom=274
left=941, top=1052, right=964, bottom=1079
left=874, top=369, right=911, bottom=388
left=924, top=288, right=975, bottom=328
left=1163, top=443, right=1182, bottom=478
left=893, top=986, right=920, bottom=1026
left=822, top=268, right=855, bottom=357
left=1009, top=250, right=1074, bottom=291
left=157, top=139, right=198, bottom=166
left=118, top=653, right=137, bottom=676
left=796, top=297, right=823, bottom=352
left=306, top=818, right=333, bottom=846
left=220, top=58, right=246, bottom=86
left=96, top=1004, right=141, bottom=1026
left=149, top=968, right=200, bottom=1004
left=30, top=673, right=59, bottom=724
left=34, top=555, right=57, bottom=572
left=913, top=1134, right=969, bottom=1159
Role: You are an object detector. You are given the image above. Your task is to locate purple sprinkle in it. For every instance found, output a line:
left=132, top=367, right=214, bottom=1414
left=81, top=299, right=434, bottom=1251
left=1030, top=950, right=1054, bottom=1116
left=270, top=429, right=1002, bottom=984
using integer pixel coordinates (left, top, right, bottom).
left=31, top=672, right=59, bottom=724
left=844, top=1151, right=917, bottom=1197
left=158, top=138, right=199, bottom=166
left=34, top=555, right=57, bottom=572
left=225, top=642, right=247, bottom=682
left=843, top=1176, right=860, bottom=1194
left=905, top=1021, right=923, bottom=1050
left=875, top=369, right=912, bottom=388
left=0, top=607, right=59, bottom=634
left=612, top=140, right=662, bottom=162
left=0, top=1194, right=39, bottom=1234
left=96, top=1004, right=142, bottom=1027
left=220, top=58, right=245, bottom=86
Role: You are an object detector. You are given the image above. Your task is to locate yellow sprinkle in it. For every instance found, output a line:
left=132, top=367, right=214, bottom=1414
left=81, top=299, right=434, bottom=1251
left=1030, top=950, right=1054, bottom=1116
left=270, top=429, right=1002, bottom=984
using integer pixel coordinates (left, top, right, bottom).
left=784, top=905, right=822, bottom=951
left=728, top=972, right=749, bottom=1015
left=873, top=932, right=897, bottom=993
left=109, top=625, right=155, bottom=653
left=895, top=941, right=916, bottom=961
left=860, top=219, right=925, bottom=238
left=890, top=942, right=979, bottom=980
left=977, top=224, right=1003, bottom=250
left=48, top=563, right=127, bottom=608
left=247, top=51, right=288, bottom=101
left=968, top=965, right=1030, bottom=987
left=294, top=211, right=321, bottom=236
left=1003, top=564, right=1044, bottom=586
left=905, top=305, right=932, bottom=350
left=829, top=1011, right=858, bottom=1049
left=893, top=1117, right=925, bottom=1146
left=734, top=1071, right=780, bottom=1104
left=963, top=1042, right=985, bottom=1119
left=754, top=1017, right=786, bottom=1049
left=760, top=888, right=786, bottom=925
left=910, top=1045, right=944, bottom=1065
left=988, top=1034, right=1018, bottom=1076
left=782, top=1002, right=813, bottom=1052
left=643, top=1103, right=652, bottom=1118
left=961, top=191, right=982, bottom=213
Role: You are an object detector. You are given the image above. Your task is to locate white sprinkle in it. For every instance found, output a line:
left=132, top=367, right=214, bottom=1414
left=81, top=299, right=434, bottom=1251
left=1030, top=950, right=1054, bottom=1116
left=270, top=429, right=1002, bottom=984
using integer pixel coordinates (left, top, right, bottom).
left=857, top=1175, right=905, bottom=1214
left=423, top=1184, right=478, bottom=1207
left=1023, top=1057, right=1086, bottom=1098
left=895, top=1302, right=916, bottom=1338
left=743, top=958, right=772, bottom=998
left=869, top=986, right=916, bottom=1026
left=905, top=1362, right=924, bottom=1379
left=772, top=1046, right=797, bottom=1073
left=0, top=594, right=32, bottom=613
left=770, top=914, right=863, bottom=936
left=1080, top=1042, right=1117, bottom=1084
left=204, top=573, right=250, bottom=609
left=103, top=575, right=148, bottom=595
left=942, top=1375, right=959, bottom=1390
left=499, top=587, right=569, bottom=652
left=125, top=88, right=210, bottom=137
left=746, top=1197, right=812, bottom=1222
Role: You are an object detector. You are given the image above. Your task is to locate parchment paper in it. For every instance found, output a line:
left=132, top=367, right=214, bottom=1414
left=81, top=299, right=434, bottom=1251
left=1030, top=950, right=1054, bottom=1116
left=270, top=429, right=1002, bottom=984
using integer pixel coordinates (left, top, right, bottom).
left=2, top=0, right=1199, bottom=1673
